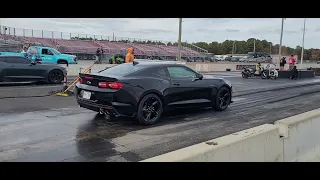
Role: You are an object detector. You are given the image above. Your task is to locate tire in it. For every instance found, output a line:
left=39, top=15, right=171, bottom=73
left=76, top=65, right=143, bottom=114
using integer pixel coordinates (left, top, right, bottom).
left=57, top=60, right=69, bottom=67
left=136, top=94, right=163, bottom=125
left=213, top=87, right=231, bottom=111
left=242, top=73, right=248, bottom=78
left=48, top=69, right=64, bottom=84
left=261, top=71, right=267, bottom=79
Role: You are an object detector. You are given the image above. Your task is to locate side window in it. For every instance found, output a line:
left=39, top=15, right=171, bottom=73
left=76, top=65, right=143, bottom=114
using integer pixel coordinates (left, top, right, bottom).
left=27, top=47, right=38, bottom=54
left=42, top=49, right=54, bottom=55
left=152, top=67, right=169, bottom=78
left=167, top=66, right=197, bottom=79
left=6, top=57, right=30, bottom=64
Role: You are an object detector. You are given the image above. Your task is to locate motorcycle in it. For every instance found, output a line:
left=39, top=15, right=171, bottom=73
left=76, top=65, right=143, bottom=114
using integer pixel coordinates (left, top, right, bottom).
left=263, top=63, right=278, bottom=79
left=242, top=66, right=267, bottom=79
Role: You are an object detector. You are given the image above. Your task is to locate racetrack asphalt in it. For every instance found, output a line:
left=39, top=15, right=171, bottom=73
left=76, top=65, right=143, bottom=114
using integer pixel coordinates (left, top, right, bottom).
left=1, top=73, right=320, bottom=162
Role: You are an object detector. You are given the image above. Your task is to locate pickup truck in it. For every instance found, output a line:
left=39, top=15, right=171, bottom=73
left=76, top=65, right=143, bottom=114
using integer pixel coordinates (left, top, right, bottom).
left=0, top=46, right=77, bottom=66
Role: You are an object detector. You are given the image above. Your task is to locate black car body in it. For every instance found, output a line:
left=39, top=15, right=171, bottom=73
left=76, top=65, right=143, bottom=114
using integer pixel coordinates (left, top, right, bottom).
left=75, top=61, right=233, bottom=125
left=0, top=55, right=67, bottom=84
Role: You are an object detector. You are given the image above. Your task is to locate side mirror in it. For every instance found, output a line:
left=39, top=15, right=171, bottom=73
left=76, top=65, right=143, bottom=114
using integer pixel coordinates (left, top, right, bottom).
left=193, top=74, right=203, bottom=81
left=198, top=74, right=203, bottom=80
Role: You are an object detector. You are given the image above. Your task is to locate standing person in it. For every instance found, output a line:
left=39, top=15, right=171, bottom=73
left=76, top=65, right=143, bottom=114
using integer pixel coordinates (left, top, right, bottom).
left=280, top=57, right=286, bottom=71
left=125, top=47, right=134, bottom=63
left=288, top=55, right=296, bottom=70
left=100, top=47, right=104, bottom=63
left=96, top=48, right=101, bottom=63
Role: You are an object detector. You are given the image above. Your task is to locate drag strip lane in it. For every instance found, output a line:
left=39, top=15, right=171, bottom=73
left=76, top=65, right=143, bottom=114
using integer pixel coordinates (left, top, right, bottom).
left=1, top=84, right=320, bottom=161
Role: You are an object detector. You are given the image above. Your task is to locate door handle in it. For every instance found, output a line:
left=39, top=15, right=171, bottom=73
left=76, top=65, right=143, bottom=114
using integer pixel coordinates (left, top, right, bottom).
left=173, top=82, right=180, bottom=86
left=9, top=65, right=15, bottom=67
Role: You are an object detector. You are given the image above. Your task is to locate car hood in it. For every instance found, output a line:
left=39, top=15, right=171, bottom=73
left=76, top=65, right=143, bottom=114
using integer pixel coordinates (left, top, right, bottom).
left=203, top=75, right=232, bottom=86
left=34, top=62, right=67, bottom=72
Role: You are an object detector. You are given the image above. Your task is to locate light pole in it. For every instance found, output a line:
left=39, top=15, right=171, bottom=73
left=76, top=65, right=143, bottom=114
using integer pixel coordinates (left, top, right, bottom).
left=301, top=18, right=306, bottom=64
left=270, top=43, right=272, bottom=54
left=278, top=18, right=285, bottom=65
left=177, top=18, right=182, bottom=62
left=232, top=41, right=236, bottom=55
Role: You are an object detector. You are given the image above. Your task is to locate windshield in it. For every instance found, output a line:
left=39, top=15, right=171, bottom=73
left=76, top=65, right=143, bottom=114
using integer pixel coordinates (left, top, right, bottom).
left=99, top=63, right=146, bottom=76
left=247, top=52, right=256, bottom=58
left=50, top=48, right=61, bottom=54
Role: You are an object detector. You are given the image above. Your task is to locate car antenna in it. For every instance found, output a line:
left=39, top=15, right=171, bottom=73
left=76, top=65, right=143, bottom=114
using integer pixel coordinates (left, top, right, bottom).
left=133, top=61, right=139, bottom=65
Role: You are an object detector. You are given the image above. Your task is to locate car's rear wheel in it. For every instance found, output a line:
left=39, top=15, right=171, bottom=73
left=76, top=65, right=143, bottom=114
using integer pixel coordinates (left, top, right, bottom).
left=136, top=94, right=163, bottom=125
left=48, top=69, right=64, bottom=84
left=213, top=87, right=231, bottom=111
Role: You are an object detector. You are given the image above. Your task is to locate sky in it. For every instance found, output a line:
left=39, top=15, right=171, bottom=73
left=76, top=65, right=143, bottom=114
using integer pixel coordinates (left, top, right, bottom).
left=0, top=18, right=319, bottom=49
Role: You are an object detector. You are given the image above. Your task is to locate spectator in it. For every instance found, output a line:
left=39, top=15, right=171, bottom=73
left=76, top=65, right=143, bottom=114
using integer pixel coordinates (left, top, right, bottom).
left=101, top=48, right=104, bottom=61
left=280, top=57, right=286, bottom=71
left=125, top=47, right=134, bottom=63
left=96, top=48, right=101, bottom=63
left=290, top=66, right=298, bottom=80
left=288, top=55, right=296, bottom=70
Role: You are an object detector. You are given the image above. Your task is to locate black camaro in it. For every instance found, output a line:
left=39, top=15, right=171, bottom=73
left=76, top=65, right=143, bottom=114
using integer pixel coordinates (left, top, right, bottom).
left=75, top=61, right=233, bottom=125
left=0, top=55, right=67, bottom=84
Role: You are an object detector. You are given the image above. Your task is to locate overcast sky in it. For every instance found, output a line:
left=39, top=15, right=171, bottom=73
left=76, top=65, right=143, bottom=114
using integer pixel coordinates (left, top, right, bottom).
left=0, top=18, right=318, bottom=49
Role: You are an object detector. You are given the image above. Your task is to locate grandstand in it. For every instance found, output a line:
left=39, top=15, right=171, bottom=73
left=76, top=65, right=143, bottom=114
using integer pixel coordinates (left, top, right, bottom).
left=0, top=25, right=209, bottom=61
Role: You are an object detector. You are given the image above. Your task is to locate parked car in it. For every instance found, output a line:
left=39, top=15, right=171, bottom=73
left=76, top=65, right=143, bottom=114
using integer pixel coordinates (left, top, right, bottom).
left=0, top=55, right=67, bottom=84
left=0, top=46, right=77, bottom=66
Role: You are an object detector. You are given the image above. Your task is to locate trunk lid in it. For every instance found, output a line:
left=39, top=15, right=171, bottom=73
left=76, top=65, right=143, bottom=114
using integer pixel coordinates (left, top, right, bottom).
left=79, top=73, right=119, bottom=87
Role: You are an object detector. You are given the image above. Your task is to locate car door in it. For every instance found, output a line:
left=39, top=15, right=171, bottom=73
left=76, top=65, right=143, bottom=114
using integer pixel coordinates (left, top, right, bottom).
left=166, top=66, right=210, bottom=107
left=0, top=57, right=8, bottom=82
left=3, top=56, right=33, bottom=81
left=3, top=56, right=43, bottom=82
left=40, top=48, right=55, bottom=63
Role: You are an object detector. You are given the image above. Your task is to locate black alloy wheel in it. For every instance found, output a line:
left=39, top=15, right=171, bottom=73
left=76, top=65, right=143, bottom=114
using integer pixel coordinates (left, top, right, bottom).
left=213, top=87, right=231, bottom=111
left=48, top=70, right=64, bottom=84
left=137, top=94, right=163, bottom=125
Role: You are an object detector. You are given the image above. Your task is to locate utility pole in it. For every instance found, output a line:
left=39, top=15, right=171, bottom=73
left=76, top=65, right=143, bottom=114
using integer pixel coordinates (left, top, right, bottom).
left=253, top=39, right=256, bottom=52
left=278, top=18, right=285, bottom=65
left=177, top=18, right=182, bottom=62
left=232, top=41, right=236, bottom=55
left=270, top=43, right=272, bottom=54
left=301, top=18, right=306, bottom=64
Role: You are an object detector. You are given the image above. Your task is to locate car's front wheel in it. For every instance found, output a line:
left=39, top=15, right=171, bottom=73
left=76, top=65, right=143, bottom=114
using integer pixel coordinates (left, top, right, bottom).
left=213, top=87, right=231, bottom=111
left=136, top=94, right=163, bottom=125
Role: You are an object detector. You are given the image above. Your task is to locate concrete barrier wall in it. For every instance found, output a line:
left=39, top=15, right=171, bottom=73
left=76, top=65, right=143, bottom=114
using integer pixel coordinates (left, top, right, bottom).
left=61, top=62, right=320, bottom=76
left=142, top=108, right=320, bottom=162
left=142, top=124, right=283, bottom=162
left=275, top=109, right=320, bottom=162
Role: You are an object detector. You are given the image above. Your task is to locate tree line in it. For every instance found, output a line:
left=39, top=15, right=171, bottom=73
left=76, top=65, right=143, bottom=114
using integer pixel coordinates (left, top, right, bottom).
left=71, top=37, right=320, bottom=60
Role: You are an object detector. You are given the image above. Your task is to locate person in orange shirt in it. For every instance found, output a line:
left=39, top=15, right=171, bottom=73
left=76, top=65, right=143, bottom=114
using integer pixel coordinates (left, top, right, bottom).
left=125, top=47, right=134, bottom=63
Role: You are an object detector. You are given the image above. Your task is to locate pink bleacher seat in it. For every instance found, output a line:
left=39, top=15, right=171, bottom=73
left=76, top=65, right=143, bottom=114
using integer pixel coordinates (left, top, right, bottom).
left=25, top=37, right=56, bottom=47
left=0, top=34, right=204, bottom=57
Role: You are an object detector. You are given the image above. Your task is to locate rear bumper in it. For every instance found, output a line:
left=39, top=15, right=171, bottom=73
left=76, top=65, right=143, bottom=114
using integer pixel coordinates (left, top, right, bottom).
left=77, top=98, right=135, bottom=117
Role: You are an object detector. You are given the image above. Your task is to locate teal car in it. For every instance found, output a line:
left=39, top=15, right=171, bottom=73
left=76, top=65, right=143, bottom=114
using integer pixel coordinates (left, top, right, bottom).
left=0, top=46, right=77, bottom=66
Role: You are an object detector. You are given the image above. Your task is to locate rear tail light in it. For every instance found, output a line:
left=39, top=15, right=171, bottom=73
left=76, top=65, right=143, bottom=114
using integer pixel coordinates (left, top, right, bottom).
left=109, top=82, right=123, bottom=89
left=78, top=77, right=83, bottom=84
left=98, top=82, right=109, bottom=88
left=98, top=82, right=123, bottom=89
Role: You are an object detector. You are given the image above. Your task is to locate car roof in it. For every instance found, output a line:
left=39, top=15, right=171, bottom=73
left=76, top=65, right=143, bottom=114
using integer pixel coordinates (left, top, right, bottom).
left=133, top=60, right=186, bottom=67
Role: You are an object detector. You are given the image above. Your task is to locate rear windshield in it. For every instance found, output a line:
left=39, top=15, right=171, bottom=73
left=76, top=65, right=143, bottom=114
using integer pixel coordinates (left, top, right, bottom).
left=99, top=63, right=145, bottom=76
